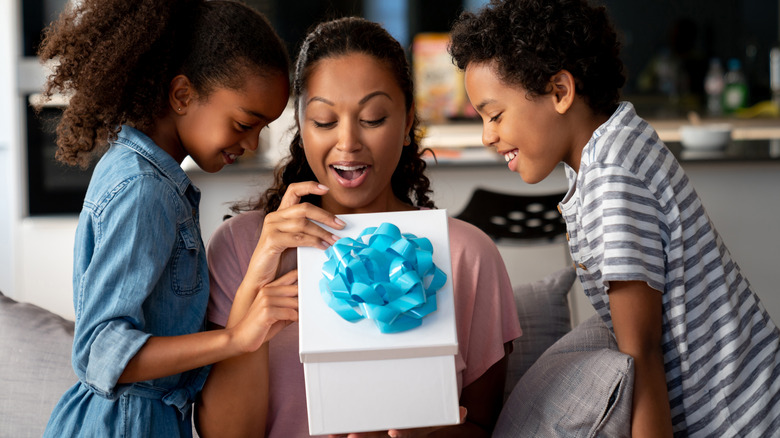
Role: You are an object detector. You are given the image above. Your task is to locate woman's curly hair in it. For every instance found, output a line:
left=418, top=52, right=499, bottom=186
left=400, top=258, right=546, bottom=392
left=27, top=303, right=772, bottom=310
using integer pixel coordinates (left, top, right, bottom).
left=449, top=0, right=625, bottom=116
left=245, top=17, right=435, bottom=215
left=36, top=0, right=289, bottom=168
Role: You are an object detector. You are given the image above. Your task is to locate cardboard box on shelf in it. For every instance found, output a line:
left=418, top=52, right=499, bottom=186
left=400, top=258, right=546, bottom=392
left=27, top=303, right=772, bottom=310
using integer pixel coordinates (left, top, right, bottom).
left=412, top=33, right=473, bottom=123
left=298, top=209, right=459, bottom=435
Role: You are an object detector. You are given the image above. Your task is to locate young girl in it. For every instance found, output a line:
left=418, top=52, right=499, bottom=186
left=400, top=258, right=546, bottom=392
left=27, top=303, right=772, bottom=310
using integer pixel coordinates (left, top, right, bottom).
left=449, top=0, right=780, bottom=436
left=37, top=1, right=293, bottom=436
left=197, top=17, right=522, bottom=438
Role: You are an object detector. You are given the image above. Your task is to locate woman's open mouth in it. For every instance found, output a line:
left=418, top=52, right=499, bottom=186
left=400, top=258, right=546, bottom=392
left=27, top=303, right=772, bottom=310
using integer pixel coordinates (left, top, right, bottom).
left=330, top=163, right=370, bottom=188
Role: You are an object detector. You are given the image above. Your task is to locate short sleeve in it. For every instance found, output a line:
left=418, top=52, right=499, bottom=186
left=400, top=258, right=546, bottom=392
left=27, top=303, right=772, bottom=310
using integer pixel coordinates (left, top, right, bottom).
left=206, top=211, right=265, bottom=327
left=448, top=218, right=522, bottom=389
left=73, top=176, right=178, bottom=397
left=579, top=164, right=666, bottom=292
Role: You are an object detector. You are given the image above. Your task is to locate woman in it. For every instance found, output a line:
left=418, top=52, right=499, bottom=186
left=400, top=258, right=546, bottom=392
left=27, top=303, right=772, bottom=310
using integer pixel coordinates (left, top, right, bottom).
left=197, top=17, right=521, bottom=438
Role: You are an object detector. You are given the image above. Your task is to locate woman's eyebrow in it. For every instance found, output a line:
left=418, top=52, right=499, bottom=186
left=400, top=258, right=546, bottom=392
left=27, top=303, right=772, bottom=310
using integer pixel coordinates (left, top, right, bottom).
left=306, top=91, right=392, bottom=107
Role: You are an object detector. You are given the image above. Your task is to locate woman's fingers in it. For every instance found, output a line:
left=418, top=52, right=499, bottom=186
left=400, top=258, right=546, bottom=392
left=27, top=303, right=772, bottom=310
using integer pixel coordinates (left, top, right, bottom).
left=278, top=181, right=328, bottom=209
left=277, top=182, right=345, bottom=231
left=266, top=269, right=298, bottom=288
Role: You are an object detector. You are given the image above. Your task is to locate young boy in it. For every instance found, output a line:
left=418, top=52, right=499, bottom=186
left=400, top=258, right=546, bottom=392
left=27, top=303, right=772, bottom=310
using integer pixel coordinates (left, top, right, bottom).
left=449, top=0, right=780, bottom=436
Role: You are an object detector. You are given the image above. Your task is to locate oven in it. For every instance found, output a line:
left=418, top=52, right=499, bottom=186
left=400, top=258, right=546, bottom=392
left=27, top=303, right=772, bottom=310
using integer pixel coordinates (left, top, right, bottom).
left=25, top=95, right=94, bottom=215
left=21, top=0, right=94, bottom=216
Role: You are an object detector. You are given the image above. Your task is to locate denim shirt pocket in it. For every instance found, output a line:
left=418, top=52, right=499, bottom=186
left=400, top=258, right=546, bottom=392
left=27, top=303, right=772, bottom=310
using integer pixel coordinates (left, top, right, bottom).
left=172, top=218, right=203, bottom=295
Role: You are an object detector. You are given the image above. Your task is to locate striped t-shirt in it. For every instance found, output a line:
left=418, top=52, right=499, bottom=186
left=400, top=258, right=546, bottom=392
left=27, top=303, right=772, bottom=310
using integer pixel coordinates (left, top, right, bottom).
left=560, top=102, right=780, bottom=437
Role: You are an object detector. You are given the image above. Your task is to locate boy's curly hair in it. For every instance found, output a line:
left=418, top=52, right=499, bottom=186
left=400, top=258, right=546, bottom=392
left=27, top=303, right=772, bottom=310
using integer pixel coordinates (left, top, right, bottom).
left=242, top=17, right=435, bottom=215
left=37, top=0, right=289, bottom=168
left=449, top=0, right=625, bottom=116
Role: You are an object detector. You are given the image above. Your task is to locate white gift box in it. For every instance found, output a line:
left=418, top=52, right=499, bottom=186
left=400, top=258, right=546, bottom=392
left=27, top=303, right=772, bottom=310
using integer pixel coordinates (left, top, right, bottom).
left=298, top=209, right=460, bottom=435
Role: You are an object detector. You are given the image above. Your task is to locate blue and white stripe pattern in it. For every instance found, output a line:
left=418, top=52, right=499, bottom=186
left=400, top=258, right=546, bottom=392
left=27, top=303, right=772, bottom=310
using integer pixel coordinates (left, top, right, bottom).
left=559, top=102, right=780, bottom=437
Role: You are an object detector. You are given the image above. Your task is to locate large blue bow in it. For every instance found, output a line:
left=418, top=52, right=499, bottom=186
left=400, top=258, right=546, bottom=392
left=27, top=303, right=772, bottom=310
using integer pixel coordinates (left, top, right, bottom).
left=319, top=223, right=447, bottom=334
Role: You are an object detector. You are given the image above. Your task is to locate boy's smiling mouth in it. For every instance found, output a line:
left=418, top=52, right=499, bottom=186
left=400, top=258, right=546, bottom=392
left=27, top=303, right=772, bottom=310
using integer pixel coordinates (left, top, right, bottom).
left=503, top=149, right=518, bottom=162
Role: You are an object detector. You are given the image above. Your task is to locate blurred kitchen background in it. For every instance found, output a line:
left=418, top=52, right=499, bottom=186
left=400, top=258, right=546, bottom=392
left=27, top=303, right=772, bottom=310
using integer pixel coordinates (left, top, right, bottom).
left=2, top=0, right=779, bottom=326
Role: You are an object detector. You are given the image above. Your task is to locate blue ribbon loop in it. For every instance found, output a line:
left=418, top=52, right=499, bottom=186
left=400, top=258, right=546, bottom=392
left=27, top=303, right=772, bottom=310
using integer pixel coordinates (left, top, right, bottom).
left=320, top=223, right=447, bottom=333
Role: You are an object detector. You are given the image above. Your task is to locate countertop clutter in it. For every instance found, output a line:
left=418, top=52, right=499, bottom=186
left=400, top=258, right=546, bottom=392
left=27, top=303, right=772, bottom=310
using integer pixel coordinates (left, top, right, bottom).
left=183, top=116, right=780, bottom=175
left=417, top=117, right=780, bottom=166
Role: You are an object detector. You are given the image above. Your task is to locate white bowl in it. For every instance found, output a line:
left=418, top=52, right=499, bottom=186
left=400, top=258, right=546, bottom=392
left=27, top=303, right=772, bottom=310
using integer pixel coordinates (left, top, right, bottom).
left=679, top=124, right=732, bottom=150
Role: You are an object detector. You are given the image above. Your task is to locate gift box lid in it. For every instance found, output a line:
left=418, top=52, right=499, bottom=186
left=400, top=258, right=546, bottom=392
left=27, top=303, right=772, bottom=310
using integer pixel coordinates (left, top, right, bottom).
left=298, top=209, right=458, bottom=363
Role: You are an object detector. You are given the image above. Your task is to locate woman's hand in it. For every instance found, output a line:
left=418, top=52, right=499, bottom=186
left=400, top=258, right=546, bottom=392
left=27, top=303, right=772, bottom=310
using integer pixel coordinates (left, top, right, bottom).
left=245, top=182, right=345, bottom=288
left=226, top=182, right=345, bottom=329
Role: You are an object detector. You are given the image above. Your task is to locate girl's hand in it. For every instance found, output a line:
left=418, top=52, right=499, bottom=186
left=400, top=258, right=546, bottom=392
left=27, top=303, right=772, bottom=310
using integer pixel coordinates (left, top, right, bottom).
left=246, top=182, right=345, bottom=287
left=328, top=407, right=468, bottom=438
left=229, top=269, right=299, bottom=353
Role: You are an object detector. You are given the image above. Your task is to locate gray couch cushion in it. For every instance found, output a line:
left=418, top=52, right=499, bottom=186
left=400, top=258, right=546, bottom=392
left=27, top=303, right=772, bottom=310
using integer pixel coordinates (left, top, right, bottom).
left=0, top=291, right=76, bottom=438
left=505, top=266, right=575, bottom=398
left=495, top=314, right=634, bottom=438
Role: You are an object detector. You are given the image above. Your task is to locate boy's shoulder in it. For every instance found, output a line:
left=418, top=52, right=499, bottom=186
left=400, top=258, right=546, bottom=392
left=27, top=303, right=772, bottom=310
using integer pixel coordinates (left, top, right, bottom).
left=587, top=102, right=669, bottom=167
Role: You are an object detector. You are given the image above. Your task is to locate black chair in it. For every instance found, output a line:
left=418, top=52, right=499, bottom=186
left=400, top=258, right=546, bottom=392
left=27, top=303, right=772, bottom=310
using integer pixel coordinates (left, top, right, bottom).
left=454, top=187, right=567, bottom=245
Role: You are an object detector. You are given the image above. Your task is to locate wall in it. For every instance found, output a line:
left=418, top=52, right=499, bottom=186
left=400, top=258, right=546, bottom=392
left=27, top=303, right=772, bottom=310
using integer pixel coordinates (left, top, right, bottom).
left=188, top=158, right=780, bottom=328
left=0, top=1, right=21, bottom=298
left=13, top=150, right=780, bottom=328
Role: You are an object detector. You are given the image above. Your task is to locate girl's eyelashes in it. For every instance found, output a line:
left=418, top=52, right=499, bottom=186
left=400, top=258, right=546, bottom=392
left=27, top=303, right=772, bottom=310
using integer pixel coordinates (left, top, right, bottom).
left=236, top=122, right=253, bottom=132
left=488, top=113, right=502, bottom=123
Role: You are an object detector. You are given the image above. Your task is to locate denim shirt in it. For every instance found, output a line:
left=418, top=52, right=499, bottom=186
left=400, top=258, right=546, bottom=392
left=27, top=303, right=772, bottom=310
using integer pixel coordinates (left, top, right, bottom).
left=45, top=126, right=209, bottom=437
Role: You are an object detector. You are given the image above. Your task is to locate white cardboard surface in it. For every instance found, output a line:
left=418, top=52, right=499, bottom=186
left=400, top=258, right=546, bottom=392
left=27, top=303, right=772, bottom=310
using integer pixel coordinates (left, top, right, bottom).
left=304, top=356, right=460, bottom=435
left=298, top=209, right=457, bottom=363
left=297, top=209, right=460, bottom=434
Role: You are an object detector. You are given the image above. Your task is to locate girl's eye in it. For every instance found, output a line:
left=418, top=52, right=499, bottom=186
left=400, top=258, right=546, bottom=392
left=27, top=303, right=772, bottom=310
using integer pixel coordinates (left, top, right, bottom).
left=236, top=122, right=252, bottom=132
left=313, top=120, right=336, bottom=129
left=488, top=113, right=502, bottom=123
left=362, top=117, right=387, bottom=127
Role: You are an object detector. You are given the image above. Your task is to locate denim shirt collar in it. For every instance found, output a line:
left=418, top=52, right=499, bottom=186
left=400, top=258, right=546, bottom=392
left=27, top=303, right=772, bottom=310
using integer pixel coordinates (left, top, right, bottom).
left=115, top=125, right=193, bottom=197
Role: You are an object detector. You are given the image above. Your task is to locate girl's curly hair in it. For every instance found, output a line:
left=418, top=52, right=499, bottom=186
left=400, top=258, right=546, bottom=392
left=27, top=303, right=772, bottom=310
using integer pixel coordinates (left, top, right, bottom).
left=36, top=0, right=289, bottom=168
left=449, top=0, right=625, bottom=116
left=243, top=17, right=435, bottom=215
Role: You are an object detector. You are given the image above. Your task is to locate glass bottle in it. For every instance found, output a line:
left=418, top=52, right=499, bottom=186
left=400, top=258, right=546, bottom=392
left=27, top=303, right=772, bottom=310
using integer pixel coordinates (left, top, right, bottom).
left=703, top=58, right=724, bottom=116
left=721, top=58, right=748, bottom=113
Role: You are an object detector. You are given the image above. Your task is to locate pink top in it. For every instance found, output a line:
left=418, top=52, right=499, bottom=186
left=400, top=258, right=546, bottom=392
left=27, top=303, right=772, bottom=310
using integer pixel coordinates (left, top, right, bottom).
left=207, top=210, right=522, bottom=438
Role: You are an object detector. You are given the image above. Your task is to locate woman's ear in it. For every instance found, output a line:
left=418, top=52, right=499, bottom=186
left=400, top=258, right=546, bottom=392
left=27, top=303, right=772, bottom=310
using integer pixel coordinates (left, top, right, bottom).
left=550, top=70, right=576, bottom=115
left=169, top=75, right=193, bottom=114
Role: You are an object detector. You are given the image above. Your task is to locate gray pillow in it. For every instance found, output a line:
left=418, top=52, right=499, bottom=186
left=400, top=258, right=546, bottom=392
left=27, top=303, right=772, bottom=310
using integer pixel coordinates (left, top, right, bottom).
left=0, top=291, right=77, bottom=438
left=495, top=315, right=634, bottom=438
left=505, top=266, right=575, bottom=398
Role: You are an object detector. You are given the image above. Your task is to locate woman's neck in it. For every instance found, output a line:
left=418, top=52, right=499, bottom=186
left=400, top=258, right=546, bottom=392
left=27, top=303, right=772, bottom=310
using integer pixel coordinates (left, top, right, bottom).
left=322, top=195, right=417, bottom=215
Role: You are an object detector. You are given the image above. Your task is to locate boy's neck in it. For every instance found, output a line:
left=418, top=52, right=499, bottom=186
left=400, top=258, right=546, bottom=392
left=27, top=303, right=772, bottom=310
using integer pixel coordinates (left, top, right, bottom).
left=561, top=97, right=611, bottom=173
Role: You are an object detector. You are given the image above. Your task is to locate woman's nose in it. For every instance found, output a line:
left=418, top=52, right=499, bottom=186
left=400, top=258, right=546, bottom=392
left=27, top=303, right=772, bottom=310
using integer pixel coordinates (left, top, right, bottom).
left=336, top=121, right=361, bottom=152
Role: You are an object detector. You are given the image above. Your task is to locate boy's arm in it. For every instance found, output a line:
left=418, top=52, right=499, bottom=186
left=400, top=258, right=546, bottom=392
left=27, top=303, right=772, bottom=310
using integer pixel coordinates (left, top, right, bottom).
left=608, top=280, right=673, bottom=438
